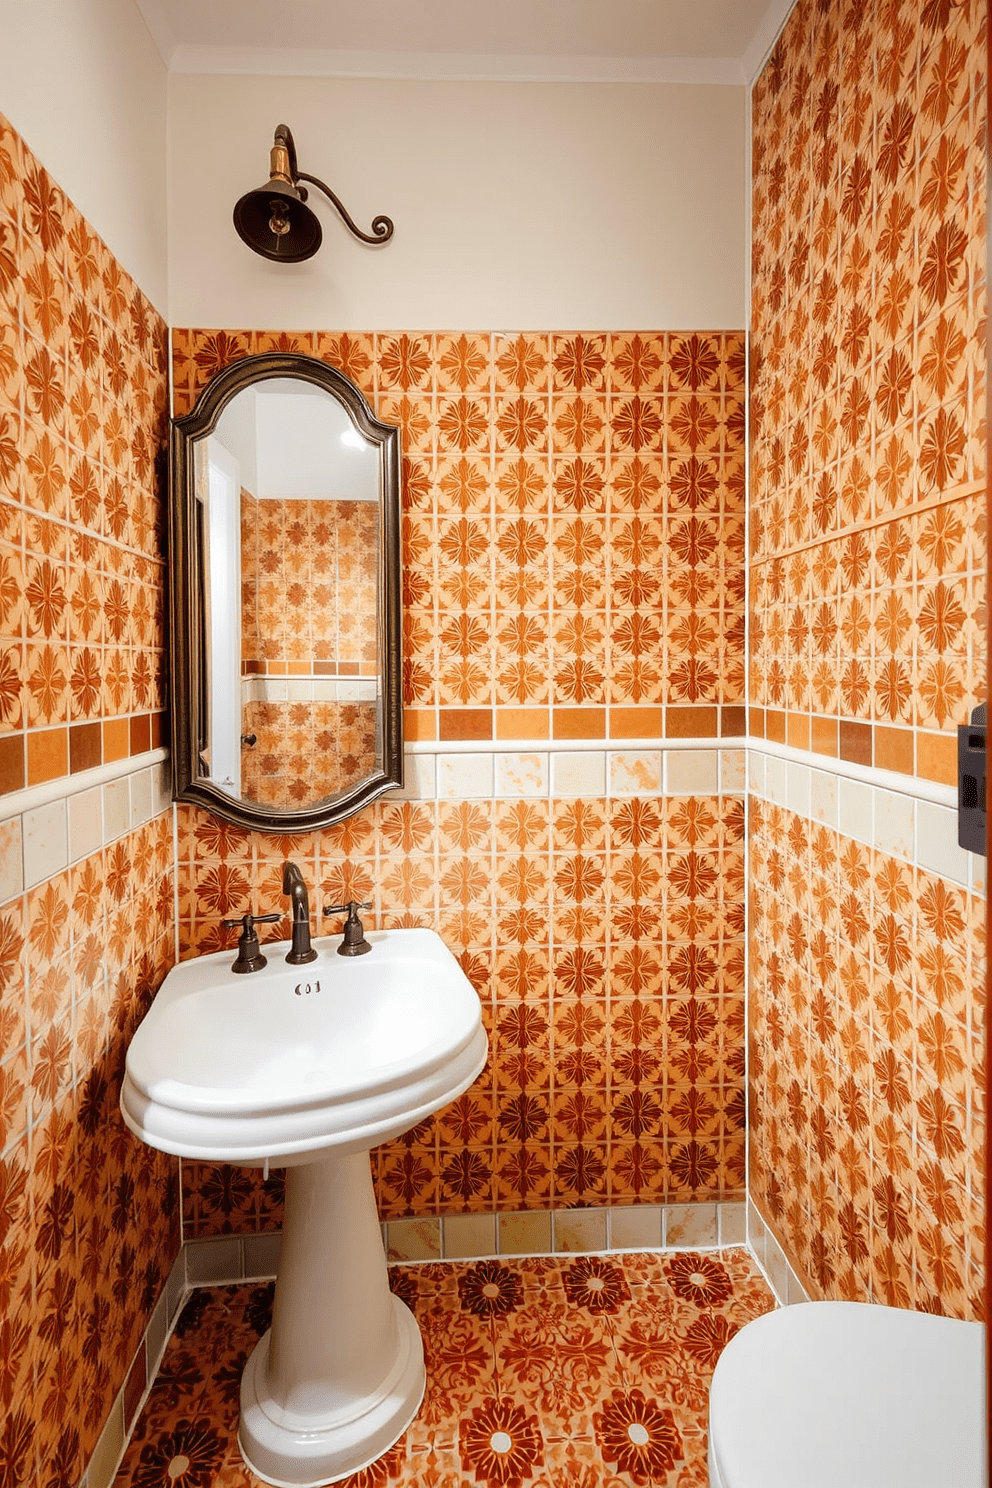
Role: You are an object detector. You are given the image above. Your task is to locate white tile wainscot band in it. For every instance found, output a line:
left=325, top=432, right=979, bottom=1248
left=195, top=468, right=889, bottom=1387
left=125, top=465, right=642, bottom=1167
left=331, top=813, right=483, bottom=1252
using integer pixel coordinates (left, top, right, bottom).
left=747, top=1199, right=811, bottom=1308
left=392, top=739, right=746, bottom=803
left=747, top=743, right=981, bottom=894
left=0, top=751, right=172, bottom=898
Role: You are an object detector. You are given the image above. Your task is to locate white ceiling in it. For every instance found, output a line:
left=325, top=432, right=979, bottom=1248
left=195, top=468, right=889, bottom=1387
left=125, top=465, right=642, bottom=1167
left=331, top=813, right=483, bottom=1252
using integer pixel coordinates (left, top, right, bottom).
left=135, top=0, right=796, bottom=85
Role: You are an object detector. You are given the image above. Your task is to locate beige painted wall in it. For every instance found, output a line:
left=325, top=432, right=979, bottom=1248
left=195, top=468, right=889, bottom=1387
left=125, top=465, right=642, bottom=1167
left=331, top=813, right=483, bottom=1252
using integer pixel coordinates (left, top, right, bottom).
left=0, top=0, right=168, bottom=311
left=169, top=73, right=746, bottom=330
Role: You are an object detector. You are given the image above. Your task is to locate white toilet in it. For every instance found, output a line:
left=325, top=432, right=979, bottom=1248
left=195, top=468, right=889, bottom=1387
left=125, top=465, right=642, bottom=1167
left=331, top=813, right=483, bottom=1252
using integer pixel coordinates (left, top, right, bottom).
left=708, top=1301, right=987, bottom=1488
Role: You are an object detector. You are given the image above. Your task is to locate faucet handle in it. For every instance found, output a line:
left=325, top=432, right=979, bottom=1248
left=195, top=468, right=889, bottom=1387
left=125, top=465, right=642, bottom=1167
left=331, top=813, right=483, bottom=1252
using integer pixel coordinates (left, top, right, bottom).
left=221, top=912, right=280, bottom=974
left=322, top=901, right=373, bottom=958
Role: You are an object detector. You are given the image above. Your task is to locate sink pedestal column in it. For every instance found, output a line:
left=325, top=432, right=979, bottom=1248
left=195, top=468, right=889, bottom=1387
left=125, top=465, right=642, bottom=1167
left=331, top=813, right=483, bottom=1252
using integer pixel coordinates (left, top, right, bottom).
left=239, top=1150, right=425, bottom=1486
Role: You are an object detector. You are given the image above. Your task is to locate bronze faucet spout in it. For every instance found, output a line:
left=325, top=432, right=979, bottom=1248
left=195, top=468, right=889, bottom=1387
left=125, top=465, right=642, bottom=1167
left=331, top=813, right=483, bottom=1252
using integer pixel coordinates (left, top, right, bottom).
left=282, top=861, right=317, bottom=965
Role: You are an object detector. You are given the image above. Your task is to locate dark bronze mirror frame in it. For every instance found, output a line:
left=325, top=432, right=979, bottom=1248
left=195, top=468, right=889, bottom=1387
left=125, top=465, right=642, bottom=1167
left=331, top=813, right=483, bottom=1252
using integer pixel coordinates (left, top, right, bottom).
left=169, top=351, right=403, bottom=831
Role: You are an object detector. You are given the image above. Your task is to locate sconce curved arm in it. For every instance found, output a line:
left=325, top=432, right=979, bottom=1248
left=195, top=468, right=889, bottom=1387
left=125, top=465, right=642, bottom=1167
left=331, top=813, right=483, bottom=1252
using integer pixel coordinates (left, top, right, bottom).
left=295, top=169, right=394, bottom=245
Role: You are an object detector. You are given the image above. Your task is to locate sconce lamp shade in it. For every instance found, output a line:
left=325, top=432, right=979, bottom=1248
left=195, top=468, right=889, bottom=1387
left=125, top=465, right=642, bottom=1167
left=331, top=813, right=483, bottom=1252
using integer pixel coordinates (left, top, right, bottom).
left=233, top=177, right=323, bottom=263
left=233, top=124, right=393, bottom=262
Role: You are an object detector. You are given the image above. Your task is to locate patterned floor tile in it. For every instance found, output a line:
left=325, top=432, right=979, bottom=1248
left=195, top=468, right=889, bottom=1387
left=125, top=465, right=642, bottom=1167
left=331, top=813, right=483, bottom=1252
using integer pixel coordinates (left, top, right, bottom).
left=113, top=1248, right=774, bottom=1488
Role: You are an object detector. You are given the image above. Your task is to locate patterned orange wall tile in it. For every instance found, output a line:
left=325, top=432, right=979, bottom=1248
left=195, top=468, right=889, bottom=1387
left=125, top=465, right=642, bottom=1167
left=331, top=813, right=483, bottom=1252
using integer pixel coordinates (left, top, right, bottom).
left=749, top=0, right=986, bottom=786
left=239, top=491, right=377, bottom=806
left=0, top=112, right=168, bottom=802
left=240, top=493, right=377, bottom=672
left=240, top=698, right=377, bottom=808
left=175, top=786, right=747, bottom=1235
left=0, top=816, right=179, bottom=1485
left=749, top=0, right=986, bottom=1321
left=748, top=797, right=984, bottom=1320
left=0, top=113, right=178, bottom=1486
left=172, top=328, right=746, bottom=743
left=171, top=326, right=748, bottom=1234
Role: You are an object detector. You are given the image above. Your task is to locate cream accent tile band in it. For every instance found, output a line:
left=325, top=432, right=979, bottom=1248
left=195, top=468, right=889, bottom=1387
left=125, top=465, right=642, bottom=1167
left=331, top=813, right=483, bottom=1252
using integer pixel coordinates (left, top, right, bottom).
left=748, top=739, right=956, bottom=809
left=384, top=1200, right=747, bottom=1263
left=408, top=733, right=959, bottom=807
left=0, top=747, right=169, bottom=821
left=394, top=744, right=745, bottom=801
left=748, top=745, right=980, bottom=894
left=747, top=1200, right=810, bottom=1308
left=403, top=734, right=960, bottom=816
left=244, top=676, right=377, bottom=703
left=0, top=756, right=172, bottom=899
left=175, top=1201, right=747, bottom=1279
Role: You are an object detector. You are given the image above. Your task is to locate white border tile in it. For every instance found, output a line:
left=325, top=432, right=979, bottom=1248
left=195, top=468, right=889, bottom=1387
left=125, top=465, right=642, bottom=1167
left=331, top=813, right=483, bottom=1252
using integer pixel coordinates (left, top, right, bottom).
left=749, top=745, right=985, bottom=893
left=436, top=752, right=494, bottom=799
left=746, top=1199, right=809, bottom=1306
left=22, top=799, right=68, bottom=888
left=495, top=752, right=549, bottom=797
left=551, top=750, right=606, bottom=796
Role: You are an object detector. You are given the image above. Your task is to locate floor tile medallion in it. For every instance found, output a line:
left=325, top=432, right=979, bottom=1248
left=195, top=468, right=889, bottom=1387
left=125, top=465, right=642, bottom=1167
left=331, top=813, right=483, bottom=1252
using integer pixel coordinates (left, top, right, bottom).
left=114, top=1248, right=773, bottom=1487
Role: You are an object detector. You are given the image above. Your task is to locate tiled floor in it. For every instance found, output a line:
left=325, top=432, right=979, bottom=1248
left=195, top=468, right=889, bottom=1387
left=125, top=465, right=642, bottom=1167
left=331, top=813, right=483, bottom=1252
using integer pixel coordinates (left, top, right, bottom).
left=113, top=1248, right=774, bottom=1487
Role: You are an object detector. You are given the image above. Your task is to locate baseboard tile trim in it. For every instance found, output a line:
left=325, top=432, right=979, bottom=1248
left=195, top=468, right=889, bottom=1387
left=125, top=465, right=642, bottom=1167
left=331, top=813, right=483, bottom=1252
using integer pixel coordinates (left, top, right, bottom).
left=81, top=1243, right=187, bottom=1488
left=746, top=1198, right=811, bottom=1307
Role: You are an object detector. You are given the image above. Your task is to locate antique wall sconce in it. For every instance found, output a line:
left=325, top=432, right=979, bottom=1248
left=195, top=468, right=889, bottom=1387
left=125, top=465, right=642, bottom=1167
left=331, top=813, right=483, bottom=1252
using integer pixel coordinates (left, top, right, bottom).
left=233, top=123, right=394, bottom=262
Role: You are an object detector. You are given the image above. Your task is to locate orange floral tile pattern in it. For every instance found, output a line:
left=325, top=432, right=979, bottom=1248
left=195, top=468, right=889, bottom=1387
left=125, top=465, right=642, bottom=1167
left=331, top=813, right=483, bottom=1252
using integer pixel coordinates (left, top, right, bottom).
left=239, top=489, right=378, bottom=806
left=0, top=814, right=179, bottom=1487
left=750, top=0, right=986, bottom=783
left=240, top=699, right=377, bottom=808
left=240, top=493, right=377, bottom=673
left=0, top=115, right=179, bottom=1488
left=175, top=789, right=746, bottom=1235
left=173, top=328, right=746, bottom=731
left=172, top=325, right=748, bottom=1236
left=748, top=797, right=985, bottom=1321
left=0, top=112, right=169, bottom=797
left=113, top=1249, right=774, bottom=1488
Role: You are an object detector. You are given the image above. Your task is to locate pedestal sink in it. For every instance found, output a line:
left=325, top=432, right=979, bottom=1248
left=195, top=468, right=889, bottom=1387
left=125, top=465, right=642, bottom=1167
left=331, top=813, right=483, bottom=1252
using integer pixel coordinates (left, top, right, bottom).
left=120, top=928, right=488, bottom=1487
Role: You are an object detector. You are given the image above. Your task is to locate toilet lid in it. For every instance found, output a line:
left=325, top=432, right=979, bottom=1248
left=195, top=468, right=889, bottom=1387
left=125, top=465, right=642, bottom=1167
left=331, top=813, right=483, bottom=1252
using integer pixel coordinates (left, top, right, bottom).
left=708, top=1301, right=987, bottom=1488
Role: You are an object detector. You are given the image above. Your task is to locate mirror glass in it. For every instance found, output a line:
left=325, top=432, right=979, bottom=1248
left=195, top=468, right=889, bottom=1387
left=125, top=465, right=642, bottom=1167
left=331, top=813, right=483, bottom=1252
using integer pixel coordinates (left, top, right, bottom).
left=170, top=354, right=402, bottom=831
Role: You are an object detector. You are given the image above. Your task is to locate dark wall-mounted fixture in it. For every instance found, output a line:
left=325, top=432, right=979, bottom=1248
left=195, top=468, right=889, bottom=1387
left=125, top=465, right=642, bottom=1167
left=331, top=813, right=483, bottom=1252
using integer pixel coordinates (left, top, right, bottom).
left=958, top=702, right=986, bottom=855
left=233, top=123, right=394, bottom=262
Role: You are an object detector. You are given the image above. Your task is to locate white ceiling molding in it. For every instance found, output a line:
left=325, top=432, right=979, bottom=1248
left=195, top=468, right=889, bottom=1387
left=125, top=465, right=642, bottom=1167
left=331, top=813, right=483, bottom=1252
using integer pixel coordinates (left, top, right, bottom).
left=133, top=0, right=788, bottom=85
left=166, top=44, right=750, bottom=85
left=741, top=0, right=798, bottom=84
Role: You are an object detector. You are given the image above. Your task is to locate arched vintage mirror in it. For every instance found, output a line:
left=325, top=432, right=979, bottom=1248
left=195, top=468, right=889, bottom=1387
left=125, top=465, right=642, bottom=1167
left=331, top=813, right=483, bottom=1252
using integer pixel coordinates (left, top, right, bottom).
left=170, top=352, right=402, bottom=830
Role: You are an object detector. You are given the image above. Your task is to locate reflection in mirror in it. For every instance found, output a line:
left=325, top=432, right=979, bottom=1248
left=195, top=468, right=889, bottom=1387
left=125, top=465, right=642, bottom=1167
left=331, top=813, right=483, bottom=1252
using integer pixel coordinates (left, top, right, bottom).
left=170, top=354, right=402, bottom=832
left=205, top=381, right=379, bottom=807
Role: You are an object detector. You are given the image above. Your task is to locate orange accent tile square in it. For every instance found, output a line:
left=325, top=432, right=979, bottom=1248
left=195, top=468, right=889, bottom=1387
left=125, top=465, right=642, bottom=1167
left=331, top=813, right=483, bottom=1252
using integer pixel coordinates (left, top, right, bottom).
left=496, top=708, right=550, bottom=740
left=553, top=708, right=607, bottom=740
left=99, top=714, right=129, bottom=763
left=439, top=709, right=493, bottom=742
left=26, top=726, right=67, bottom=784
left=916, top=730, right=957, bottom=787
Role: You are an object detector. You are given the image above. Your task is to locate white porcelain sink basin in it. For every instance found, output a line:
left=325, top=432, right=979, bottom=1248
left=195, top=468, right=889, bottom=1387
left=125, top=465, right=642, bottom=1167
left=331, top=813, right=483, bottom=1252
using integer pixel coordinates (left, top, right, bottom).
left=120, top=925, right=488, bottom=1487
left=121, top=927, right=487, bottom=1164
